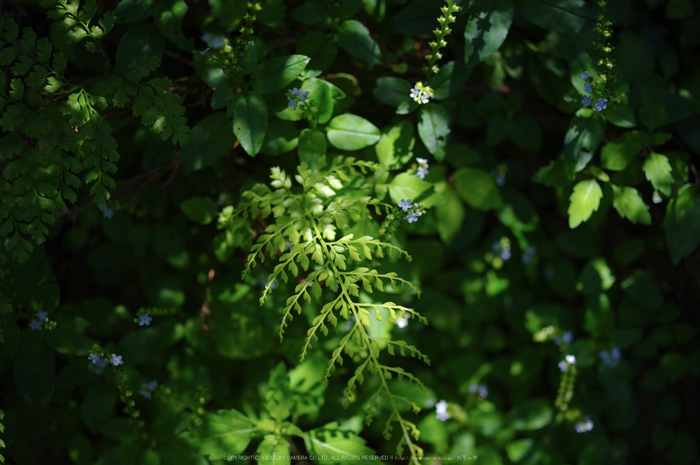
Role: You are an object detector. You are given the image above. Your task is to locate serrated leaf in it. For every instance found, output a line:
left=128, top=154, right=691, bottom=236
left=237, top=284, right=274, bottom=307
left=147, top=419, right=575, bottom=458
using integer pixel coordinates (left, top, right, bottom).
left=611, top=185, right=651, bottom=224
left=257, top=434, right=290, bottom=465
left=665, top=184, right=700, bottom=265
left=568, top=179, right=602, bottom=228
left=183, top=409, right=257, bottom=459
left=643, top=152, right=673, bottom=196
left=601, top=130, right=647, bottom=171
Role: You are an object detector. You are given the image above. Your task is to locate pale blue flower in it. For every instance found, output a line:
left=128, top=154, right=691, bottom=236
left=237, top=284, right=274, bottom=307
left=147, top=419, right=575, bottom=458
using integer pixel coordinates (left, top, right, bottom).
left=136, top=314, right=152, bottom=326
left=593, top=98, right=608, bottom=112
left=416, top=157, right=428, bottom=165
left=287, top=97, right=298, bottom=110
left=417, top=166, right=428, bottom=179
left=210, top=36, right=224, bottom=49
left=584, top=82, right=592, bottom=93
left=563, top=331, right=573, bottom=344
left=289, top=88, right=309, bottom=103
left=575, top=416, right=594, bottom=433
left=202, top=33, right=225, bottom=49
left=554, top=331, right=573, bottom=346
left=582, top=95, right=592, bottom=107
left=469, top=383, right=488, bottom=398
left=110, top=354, right=123, bottom=366
left=398, top=199, right=412, bottom=211
left=435, top=400, right=450, bottom=421
left=88, top=357, right=107, bottom=374
left=36, top=310, right=48, bottom=321
left=140, top=380, right=158, bottom=399
left=579, top=71, right=591, bottom=80
left=599, top=347, right=622, bottom=367
left=29, top=319, right=42, bottom=331
left=88, top=353, right=100, bottom=364
left=521, top=245, right=536, bottom=264
left=100, top=205, right=114, bottom=219
left=559, top=360, right=569, bottom=372
left=199, top=47, right=210, bottom=56
left=406, top=211, right=419, bottom=223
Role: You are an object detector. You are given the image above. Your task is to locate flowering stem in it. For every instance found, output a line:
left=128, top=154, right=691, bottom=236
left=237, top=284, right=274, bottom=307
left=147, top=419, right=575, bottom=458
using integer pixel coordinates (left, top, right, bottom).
left=423, top=0, right=460, bottom=80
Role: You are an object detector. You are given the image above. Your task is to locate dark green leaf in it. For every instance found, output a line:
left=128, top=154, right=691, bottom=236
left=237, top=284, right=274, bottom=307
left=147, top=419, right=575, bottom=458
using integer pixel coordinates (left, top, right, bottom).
left=464, top=0, right=514, bottom=68
left=564, top=110, right=606, bottom=172
left=639, top=88, right=667, bottom=132
left=233, top=90, right=268, bottom=156
left=507, top=398, right=553, bottom=431
left=298, top=129, right=326, bottom=170
left=517, top=0, right=596, bottom=33
left=453, top=167, right=503, bottom=211
left=153, top=0, right=193, bottom=51
left=181, top=196, right=218, bottom=225
left=417, top=103, right=450, bottom=162
left=251, top=55, right=310, bottom=94
left=337, top=20, right=382, bottom=65
left=665, top=184, right=700, bottom=264
left=180, top=112, right=236, bottom=170
left=262, top=119, right=299, bottom=156
left=296, top=32, right=337, bottom=76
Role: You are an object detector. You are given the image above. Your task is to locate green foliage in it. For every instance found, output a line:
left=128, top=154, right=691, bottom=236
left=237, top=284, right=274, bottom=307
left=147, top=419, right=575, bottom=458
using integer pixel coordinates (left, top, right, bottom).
left=0, top=3, right=188, bottom=263
left=2, top=0, right=699, bottom=464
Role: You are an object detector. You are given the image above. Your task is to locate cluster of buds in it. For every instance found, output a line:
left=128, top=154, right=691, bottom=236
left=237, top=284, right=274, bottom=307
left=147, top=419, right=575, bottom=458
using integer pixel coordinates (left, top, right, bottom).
left=424, top=1, right=460, bottom=77
left=199, top=1, right=261, bottom=76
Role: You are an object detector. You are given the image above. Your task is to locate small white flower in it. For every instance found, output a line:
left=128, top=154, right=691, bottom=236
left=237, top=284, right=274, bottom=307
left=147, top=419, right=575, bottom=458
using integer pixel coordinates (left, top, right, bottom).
left=435, top=400, right=450, bottom=421
left=416, top=158, right=428, bottom=165
left=575, top=416, right=594, bottom=433
left=566, top=355, right=576, bottom=365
